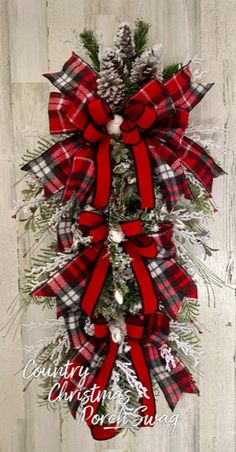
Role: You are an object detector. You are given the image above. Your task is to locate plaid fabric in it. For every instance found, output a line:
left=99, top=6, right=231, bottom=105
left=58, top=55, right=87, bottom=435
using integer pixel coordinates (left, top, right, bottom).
left=148, top=137, right=192, bottom=207
left=62, top=150, right=95, bottom=203
left=150, top=108, right=189, bottom=149
left=67, top=344, right=106, bottom=418
left=34, top=245, right=103, bottom=316
left=147, top=224, right=198, bottom=319
left=48, top=93, right=78, bottom=134
left=139, top=312, right=198, bottom=410
left=164, top=63, right=213, bottom=111
left=176, top=136, right=225, bottom=192
left=48, top=85, right=97, bottom=134
left=64, top=310, right=87, bottom=348
left=152, top=157, right=188, bottom=210
left=43, top=52, right=97, bottom=94
left=129, top=79, right=176, bottom=121
left=57, top=217, right=74, bottom=251
left=57, top=313, right=111, bottom=417
left=65, top=84, right=98, bottom=130
left=146, top=344, right=199, bottom=410
left=22, top=136, right=95, bottom=203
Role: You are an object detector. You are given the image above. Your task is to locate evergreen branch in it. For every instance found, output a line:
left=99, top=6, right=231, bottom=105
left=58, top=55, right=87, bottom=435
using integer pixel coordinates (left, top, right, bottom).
left=123, top=75, right=139, bottom=96
left=178, top=298, right=200, bottom=323
left=21, top=138, right=55, bottom=165
left=162, top=63, right=181, bottom=81
left=79, top=30, right=100, bottom=71
left=133, top=19, right=150, bottom=56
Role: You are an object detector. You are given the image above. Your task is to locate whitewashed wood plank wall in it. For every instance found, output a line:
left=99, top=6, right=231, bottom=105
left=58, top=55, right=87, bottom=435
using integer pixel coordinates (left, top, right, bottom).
left=0, top=1, right=235, bottom=451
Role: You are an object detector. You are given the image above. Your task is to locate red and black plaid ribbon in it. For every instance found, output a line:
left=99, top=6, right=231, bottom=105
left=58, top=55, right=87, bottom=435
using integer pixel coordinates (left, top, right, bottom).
left=22, top=53, right=224, bottom=211
left=50, top=312, right=198, bottom=440
left=33, top=213, right=197, bottom=320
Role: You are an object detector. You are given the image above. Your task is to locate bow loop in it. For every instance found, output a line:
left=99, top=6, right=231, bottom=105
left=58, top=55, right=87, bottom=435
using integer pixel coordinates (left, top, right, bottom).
left=143, top=312, right=170, bottom=348
left=135, top=105, right=156, bottom=129
left=120, top=219, right=143, bottom=236
left=93, top=322, right=109, bottom=338
left=78, top=212, right=108, bottom=243
left=128, top=236, right=158, bottom=259
left=83, top=123, right=106, bottom=143
left=123, top=103, right=157, bottom=130
left=88, top=98, right=113, bottom=125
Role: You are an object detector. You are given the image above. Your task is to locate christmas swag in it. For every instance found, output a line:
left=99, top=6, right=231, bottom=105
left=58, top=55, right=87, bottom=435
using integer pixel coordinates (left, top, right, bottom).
left=17, top=20, right=225, bottom=440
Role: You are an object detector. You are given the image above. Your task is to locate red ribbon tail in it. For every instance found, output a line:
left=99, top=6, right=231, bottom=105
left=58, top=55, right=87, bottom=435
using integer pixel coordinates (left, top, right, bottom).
left=128, top=338, right=156, bottom=425
left=132, top=141, right=155, bottom=209
left=92, top=137, right=111, bottom=209
left=87, top=339, right=120, bottom=440
left=80, top=246, right=110, bottom=316
left=124, top=242, right=157, bottom=314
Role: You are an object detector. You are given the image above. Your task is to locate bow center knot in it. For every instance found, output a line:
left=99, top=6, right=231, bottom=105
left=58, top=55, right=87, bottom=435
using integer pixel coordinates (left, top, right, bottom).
left=109, top=226, right=125, bottom=243
left=106, top=114, right=123, bottom=137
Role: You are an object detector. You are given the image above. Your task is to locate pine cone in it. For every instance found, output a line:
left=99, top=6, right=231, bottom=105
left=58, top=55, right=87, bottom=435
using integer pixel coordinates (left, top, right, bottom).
left=131, top=44, right=163, bottom=84
left=97, top=49, right=126, bottom=112
left=114, top=22, right=134, bottom=59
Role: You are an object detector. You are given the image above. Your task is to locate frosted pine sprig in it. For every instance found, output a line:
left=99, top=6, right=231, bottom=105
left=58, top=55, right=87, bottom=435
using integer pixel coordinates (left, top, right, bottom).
left=169, top=331, right=207, bottom=368
left=115, top=359, right=148, bottom=398
left=26, top=252, right=74, bottom=292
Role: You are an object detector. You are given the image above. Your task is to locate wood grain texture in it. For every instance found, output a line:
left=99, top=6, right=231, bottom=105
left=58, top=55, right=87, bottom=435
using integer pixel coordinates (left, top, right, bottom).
left=0, top=1, right=235, bottom=451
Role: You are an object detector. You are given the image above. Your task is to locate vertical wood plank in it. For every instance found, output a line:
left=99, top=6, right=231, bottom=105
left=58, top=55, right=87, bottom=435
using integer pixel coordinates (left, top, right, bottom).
left=0, top=2, right=25, bottom=451
left=198, top=1, right=236, bottom=451
left=7, top=1, right=63, bottom=452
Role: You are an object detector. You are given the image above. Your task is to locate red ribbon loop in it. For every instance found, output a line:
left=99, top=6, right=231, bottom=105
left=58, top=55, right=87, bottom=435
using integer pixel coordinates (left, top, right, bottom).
left=88, top=98, right=112, bottom=125
left=83, top=122, right=105, bottom=142
left=120, top=219, right=143, bottom=236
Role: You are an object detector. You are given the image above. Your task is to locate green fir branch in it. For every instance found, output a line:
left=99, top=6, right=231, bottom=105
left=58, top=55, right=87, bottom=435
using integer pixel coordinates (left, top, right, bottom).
left=21, top=138, right=55, bottom=165
left=162, top=63, right=181, bottom=81
left=20, top=196, right=60, bottom=233
left=133, top=19, right=150, bottom=56
left=178, top=298, right=200, bottom=323
left=79, top=29, right=100, bottom=71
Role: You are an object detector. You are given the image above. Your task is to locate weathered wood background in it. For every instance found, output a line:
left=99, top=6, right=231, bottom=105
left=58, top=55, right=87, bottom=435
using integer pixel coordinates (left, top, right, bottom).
left=0, top=1, right=235, bottom=451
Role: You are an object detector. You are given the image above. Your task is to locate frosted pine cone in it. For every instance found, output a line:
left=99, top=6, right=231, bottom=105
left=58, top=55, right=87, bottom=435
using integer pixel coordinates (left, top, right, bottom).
left=97, top=48, right=126, bottom=112
left=131, top=44, right=163, bottom=84
left=114, top=22, right=134, bottom=59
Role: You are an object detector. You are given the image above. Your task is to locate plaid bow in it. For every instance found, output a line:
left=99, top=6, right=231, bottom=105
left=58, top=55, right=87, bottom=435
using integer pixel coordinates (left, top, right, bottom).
left=46, top=81, right=176, bottom=209
left=34, top=212, right=158, bottom=316
left=51, top=312, right=198, bottom=440
left=22, top=53, right=224, bottom=211
left=34, top=214, right=197, bottom=320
